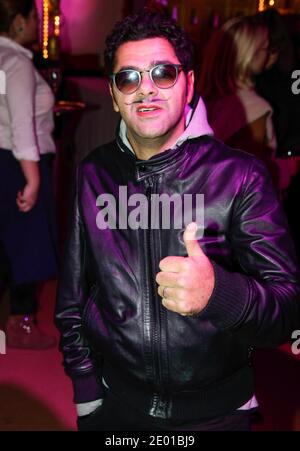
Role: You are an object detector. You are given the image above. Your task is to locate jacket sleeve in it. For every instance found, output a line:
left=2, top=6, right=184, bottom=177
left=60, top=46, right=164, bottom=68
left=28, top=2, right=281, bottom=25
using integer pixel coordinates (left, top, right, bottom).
left=55, top=167, right=103, bottom=403
left=201, top=158, right=300, bottom=347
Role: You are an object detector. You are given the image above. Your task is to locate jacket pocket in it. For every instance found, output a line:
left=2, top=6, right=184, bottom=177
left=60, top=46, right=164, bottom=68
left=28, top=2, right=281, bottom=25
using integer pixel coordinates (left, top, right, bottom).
left=81, top=285, right=109, bottom=353
left=82, top=284, right=100, bottom=328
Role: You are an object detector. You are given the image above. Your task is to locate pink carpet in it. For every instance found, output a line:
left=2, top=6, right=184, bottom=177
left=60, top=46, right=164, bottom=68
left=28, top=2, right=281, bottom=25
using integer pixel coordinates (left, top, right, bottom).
left=0, top=281, right=76, bottom=431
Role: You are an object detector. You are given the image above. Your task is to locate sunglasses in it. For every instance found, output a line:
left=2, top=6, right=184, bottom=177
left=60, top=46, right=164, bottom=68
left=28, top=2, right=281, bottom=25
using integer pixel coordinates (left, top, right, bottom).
left=110, top=63, right=183, bottom=95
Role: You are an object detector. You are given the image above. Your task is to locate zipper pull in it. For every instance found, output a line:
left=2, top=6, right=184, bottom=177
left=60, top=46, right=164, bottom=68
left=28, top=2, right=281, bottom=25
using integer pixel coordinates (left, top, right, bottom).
left=146, top=178, right=154, bottom=197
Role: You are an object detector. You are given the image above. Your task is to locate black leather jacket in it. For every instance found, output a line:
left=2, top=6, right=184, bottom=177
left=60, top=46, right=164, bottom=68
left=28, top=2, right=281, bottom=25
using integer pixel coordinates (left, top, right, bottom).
left=56, top=134, right=300, bottom=420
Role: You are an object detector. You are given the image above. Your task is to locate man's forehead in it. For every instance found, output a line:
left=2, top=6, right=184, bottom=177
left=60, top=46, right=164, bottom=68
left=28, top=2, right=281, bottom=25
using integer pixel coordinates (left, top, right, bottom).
left=114, top=37, right=179, bottom=69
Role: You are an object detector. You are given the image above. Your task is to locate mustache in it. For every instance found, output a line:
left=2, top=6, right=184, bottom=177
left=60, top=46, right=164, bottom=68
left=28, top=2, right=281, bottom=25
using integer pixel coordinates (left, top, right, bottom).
left=125, top=98, right=169, bottom=106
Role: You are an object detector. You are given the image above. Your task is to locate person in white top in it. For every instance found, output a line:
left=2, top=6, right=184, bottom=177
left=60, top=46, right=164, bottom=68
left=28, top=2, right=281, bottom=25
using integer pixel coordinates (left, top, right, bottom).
left=0, top=0, right=57, bottom=349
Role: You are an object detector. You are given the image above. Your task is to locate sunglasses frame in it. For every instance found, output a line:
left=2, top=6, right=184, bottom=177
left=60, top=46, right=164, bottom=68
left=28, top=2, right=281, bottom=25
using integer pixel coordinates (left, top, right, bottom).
left=110, top=63, right=183, bottom=94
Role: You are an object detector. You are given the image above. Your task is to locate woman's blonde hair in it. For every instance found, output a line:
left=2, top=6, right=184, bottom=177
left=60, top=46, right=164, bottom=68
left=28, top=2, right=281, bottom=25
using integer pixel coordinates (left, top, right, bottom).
left=199, top=15, right=268, bottom=101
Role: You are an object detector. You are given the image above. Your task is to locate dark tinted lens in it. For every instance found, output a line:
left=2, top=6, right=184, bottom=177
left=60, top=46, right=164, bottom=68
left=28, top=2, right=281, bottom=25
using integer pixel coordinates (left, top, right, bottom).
left=152, top=65, right=178, bottom=88
left=114, top=70, right=140, bottom=94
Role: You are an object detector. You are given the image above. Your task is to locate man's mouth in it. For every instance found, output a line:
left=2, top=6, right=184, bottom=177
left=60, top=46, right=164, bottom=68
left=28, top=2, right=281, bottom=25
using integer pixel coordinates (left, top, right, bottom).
left=136, top=104, right=163, bottom=115
left=138, top=107, right=158, bottom=112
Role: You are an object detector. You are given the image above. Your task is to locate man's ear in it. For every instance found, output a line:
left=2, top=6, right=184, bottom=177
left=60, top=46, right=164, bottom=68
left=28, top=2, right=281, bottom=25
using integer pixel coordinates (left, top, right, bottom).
left=109, top=83, right=120, bottom=113
left=186, top=70, right=195, bottom=105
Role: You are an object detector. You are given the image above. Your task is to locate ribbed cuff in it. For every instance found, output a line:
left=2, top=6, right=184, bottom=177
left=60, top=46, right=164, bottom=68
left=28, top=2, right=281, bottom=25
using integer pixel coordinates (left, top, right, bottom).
left=201, top=261, right=250, bottom=330
left=72, top=372, right=104, bottom=404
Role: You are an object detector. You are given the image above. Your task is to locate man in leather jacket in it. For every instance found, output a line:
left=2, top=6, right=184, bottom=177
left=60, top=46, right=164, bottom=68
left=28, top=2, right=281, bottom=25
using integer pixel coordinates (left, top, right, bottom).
left=55, top=10, right=300, bottom=431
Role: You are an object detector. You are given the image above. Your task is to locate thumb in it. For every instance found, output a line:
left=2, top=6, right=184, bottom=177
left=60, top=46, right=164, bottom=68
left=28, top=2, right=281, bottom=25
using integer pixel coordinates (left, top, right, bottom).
left=183, top=222, right=203, bottom=257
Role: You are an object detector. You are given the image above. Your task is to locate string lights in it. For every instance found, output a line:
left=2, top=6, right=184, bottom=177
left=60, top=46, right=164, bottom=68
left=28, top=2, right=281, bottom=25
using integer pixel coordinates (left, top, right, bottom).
left=42, top=0, right=49, bottom=59
left=42, top=0, right=61, bottom=60
left=258, top=0, right=276, bottom=11
left=54, top=14, right=61, bottom=37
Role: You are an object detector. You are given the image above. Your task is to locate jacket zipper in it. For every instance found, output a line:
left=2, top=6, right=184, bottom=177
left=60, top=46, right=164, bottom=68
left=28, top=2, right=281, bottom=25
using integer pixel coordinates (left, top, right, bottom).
left=145, top=177, right=167, bottom=417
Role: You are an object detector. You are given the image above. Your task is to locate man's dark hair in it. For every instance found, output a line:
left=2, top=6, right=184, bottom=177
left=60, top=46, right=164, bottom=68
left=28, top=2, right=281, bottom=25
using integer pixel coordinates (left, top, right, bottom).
left=0, top=0, right=35, bottom=33
left=104, top=9, right=194, bottom=75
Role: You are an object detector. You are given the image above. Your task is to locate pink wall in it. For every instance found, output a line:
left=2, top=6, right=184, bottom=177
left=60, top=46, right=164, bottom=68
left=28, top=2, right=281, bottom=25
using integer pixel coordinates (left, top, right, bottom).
left=36, top=0, right=123, bottom=61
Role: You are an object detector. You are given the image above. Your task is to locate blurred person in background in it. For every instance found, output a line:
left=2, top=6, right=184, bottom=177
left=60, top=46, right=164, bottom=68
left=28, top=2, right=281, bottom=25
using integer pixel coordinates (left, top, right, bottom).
left=0, top=0, right=57, bottom=349
left=199, top=15, right=280, bottom=191
left=254, top=9, right=300, bottom=264
left=255, top=9, right=300, bottom=159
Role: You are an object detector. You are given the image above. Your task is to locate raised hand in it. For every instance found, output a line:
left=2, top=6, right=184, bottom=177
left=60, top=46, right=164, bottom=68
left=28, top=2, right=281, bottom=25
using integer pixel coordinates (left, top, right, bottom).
left=156, top=222, right=215, bottom=316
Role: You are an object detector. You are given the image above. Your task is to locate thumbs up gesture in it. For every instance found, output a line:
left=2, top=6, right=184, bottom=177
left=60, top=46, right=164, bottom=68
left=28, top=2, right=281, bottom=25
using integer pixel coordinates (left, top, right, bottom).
left=156, top=222, right=215, bottom=316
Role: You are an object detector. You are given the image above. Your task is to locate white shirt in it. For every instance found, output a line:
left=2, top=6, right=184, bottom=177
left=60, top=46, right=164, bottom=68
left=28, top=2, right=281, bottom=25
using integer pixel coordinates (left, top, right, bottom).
left=0, top=36, right=56, bottom=161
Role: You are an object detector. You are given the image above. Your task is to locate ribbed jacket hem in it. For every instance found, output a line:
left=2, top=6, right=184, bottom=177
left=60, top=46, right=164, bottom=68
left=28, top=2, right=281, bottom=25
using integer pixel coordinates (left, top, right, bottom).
left=201, top=261, right=251, bottom=330
left=103, top=363, right=255, bottom=421
left=72, top=371, right=104, bottom=404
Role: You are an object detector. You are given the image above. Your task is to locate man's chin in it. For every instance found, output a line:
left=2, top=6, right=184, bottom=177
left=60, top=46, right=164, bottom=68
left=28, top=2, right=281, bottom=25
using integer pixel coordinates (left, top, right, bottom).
left=134, top=127, right=169, bottom=140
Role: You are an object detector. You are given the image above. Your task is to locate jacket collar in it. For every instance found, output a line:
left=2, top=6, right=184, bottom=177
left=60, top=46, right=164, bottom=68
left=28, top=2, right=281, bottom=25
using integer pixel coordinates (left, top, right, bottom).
left=0, top=36, right=33, bottom=59
left=116, top=95, right=213, bottom=161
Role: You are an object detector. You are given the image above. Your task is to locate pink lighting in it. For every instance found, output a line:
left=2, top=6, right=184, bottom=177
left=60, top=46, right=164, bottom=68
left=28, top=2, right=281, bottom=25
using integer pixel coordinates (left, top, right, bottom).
left=37, top=0, right=123, bottom=61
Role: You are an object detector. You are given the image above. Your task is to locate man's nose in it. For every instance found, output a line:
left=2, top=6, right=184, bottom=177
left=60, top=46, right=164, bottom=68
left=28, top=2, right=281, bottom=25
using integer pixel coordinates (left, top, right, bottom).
left=137, top=72, right=158, bottom=96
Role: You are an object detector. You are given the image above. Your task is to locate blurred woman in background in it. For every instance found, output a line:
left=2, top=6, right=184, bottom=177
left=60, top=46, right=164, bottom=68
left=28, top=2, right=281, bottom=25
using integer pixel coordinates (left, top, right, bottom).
left=198, top=15, right=280, bottom=189
left=0, top=0, right=57, bottom=349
